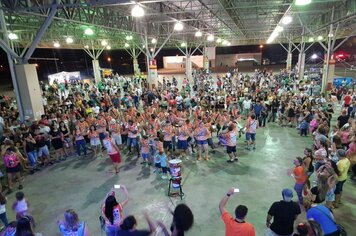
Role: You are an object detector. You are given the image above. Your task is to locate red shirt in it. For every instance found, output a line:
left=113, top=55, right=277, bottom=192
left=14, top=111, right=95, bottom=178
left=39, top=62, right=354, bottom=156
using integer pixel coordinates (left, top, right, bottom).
left=344, top=95, right=351, bottom=105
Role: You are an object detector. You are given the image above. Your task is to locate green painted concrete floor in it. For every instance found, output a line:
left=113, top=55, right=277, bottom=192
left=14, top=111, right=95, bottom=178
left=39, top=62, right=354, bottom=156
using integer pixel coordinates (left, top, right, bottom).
left=4, top=123, right=356, bottom=235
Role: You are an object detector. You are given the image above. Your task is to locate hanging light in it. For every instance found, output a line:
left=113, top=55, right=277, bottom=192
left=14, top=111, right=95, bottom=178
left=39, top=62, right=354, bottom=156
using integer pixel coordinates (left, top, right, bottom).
left=150, top=48, right=154, bottom=52
left=281, top=16, right=292, bottom=25
left=126, top=35, right=133, bottom=41
left=101, top=40, right=108, bottom=46
left=131, top=4, right=144, bottom=17
left=207, top=34, right=214, bottom=41
left=53, top=42, right=60, bottom=48
left=84, top=28, right=94, bottom=36
left=151, top=38, right=157, bottom=44
left=309, top=37, right=314, bottom=42
left=106, top=45, right=111, bottom=50
left=124, top=43, right=130, bottom=48
left=276, top=25, right=284, bottom=33
left=317, top=35, right=323, bottom=41
left=195, top=31, right=202, bottom=37
left=84, top=45, right=89, bottom=49
left=216, top=38, right=222, bottom=43
left=66, top=37, right=73, bottom=44
left=174, top=21, right=184, bottom=31
left=181, top=42, right=186, bottom=47
left=328, top=33, right=334, bottom=38
left=311, top=54, right=318, bottom=59
left=295, top=0, right=312, bottom=6
left=8, top=33, right=18, bottom=40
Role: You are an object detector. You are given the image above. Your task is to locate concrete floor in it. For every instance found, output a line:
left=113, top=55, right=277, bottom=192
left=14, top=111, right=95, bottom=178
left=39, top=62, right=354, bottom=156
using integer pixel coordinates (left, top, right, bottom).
left=4, top=122, right=356, bottom=236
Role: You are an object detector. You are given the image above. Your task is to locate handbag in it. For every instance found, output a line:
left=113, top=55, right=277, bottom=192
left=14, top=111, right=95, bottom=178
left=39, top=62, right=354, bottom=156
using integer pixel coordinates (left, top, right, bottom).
left=314, top=206, right=347, bottom=236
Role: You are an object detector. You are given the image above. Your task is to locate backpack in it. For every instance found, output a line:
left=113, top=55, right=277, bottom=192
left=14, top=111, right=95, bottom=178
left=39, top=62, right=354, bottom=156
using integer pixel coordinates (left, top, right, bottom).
left=4, top=153, right=18, bottom=168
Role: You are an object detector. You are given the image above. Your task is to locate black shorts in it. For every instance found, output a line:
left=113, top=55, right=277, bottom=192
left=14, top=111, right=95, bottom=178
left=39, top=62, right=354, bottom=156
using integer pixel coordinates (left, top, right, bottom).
left=163, top=141, right=172, bottom=150
left=6, top=165, right=21, bottom=173
left=162, top=166, right=169, bottom=174
left=121, top=134, right=128, bottom=144
left=227, top=146, right=236, bottom=154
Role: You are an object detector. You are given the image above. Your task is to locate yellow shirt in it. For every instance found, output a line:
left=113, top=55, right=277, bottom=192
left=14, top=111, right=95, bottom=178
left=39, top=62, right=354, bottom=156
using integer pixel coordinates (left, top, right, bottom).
left=337, top=158, right=350, bottom=181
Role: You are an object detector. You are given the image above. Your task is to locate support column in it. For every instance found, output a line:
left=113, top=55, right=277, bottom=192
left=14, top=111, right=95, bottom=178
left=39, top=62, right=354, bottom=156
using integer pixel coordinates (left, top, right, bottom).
left=92, top=59, right=101, bottom=84
left=147, top=58, right=158, bottom=89
left=297, top=52, right=306, bottom=80
left=133, top=58, right=140, bottom=76
left=185, top=55, right=192, bottom=81
left=203, top=46, right=209, bottom=72
left=15, top=64, right=44, bottom=120
left=286, top=42, right=292, bottom=71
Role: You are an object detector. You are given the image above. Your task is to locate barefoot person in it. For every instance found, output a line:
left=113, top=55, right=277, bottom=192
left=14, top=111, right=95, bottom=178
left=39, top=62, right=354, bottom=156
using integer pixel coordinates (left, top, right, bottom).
left=103, top=132, right=121, bottom=174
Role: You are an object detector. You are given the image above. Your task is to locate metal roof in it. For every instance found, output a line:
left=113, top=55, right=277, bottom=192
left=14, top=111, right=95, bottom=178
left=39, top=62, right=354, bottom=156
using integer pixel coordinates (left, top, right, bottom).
left=0, top=0, right=355, bottom=50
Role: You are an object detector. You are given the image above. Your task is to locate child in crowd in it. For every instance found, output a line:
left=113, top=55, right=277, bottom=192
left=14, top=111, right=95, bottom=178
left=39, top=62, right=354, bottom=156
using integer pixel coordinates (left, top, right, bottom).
left=154, top=150, right=168, bottom=179
left=12, top=192, right=31, bottom=222
left=88, top=125, right=101, bottom=158
left=245, top=114, right=258, bottom=150
left=299, top=119, right=309, bottom=137
left=102, top=133, right=121, bottom=174
left=225, top=125, right=238, bottom=163
left=0, top=192, right=8, bottom=228
left=140, top=135, right=150, bottom=165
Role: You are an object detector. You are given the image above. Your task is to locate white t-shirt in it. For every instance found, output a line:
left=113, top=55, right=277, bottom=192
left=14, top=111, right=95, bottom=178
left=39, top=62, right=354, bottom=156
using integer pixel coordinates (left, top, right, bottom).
left=243, top=100, right=251, bottom=109
left=0, top=204, right=6, bottom=214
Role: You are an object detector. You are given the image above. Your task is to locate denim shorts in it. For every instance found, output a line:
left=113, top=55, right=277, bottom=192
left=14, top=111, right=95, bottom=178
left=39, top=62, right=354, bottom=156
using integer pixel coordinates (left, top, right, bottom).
left=196, top=140, right=208, bottom=145
left=326, top=187, right=336, bottom=202
left=246, top=133, right=256, bottom=141
left=38, top=145, right=49, bottom=157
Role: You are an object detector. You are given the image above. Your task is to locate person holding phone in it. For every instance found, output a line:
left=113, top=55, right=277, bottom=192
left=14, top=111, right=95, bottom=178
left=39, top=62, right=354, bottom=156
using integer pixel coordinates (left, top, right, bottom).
left=101, top=185, right=129, bottom=236
left=219, top=188, right=255, bottom=236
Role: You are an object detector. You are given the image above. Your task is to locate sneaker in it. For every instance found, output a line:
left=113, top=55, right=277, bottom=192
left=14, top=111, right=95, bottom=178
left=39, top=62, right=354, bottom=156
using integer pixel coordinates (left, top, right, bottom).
left=227, top=159, right=234, bottom=163
left=233, top=158, right=238, bottom=162
left=140, top=161, right=147, bottom=165
left=19, top=185, right=23, bottom=190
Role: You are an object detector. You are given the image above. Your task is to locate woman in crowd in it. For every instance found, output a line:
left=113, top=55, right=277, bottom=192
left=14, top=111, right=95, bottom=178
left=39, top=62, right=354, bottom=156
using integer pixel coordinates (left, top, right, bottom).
left=58, top=209, right=90, bottom=236
left=101, top=186, right=129, bottom=236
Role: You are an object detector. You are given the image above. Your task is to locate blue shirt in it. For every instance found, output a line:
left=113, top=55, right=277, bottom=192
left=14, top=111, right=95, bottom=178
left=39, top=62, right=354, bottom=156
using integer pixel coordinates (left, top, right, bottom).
left=253, top=104, right=263, bottom=116
left=159, top=154, right=167, bottom=167
left=307, top=205, right=338, bottom=234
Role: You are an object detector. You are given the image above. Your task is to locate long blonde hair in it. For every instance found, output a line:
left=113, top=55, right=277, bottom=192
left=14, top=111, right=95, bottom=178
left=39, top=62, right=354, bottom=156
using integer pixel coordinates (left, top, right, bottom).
left=64, top=209, right=80, bottom=231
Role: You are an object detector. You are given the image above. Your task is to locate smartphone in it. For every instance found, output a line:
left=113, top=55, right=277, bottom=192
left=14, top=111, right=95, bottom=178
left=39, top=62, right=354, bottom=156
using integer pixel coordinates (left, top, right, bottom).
left=114, top=185, right=121, bottom=189
left=234, top=188, right=240, bottom=193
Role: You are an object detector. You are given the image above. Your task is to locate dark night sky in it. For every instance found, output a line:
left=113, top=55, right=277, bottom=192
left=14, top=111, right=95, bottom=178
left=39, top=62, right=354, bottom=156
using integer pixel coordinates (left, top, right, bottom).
left=0, top=37, right=354, bottom=87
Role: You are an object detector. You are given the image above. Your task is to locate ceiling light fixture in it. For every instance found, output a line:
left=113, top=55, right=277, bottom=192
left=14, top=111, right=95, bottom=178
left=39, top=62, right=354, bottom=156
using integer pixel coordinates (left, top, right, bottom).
left=131, top=4, right=144, bottom=17
left=195, top=31, right=202, bottom=37
left=84, top=45, right=89, bottom=49
left=309, top=37, right=314, bottom=42
left=181, top=42, right=186, bottom=47
left=124, top=43, right=130, bottom=48
left=8, top=33, right=18, bottom=40
left=174, top=21, right=184, bottom=31
left=151, top=38, right=157, bottom=44
left=317, top=35, right=323, bottom=41
left=295, top=0, right=312, bottom=6
left=311, top=54, right=318, bottom=59
left=207, top=34, right=214, bottom=41
left=281, top=16, right=292, bottom=25
left=106, top=45, right=111, bottom=50
left=66, top=37, right=73, bottom=44
left=126, top=35, right=133, bottom=41
left=216, top=38, right=222, bottom=43
left=84, top=28, right=94, bottom=36
left=53, top=42, right=60, bottom=48
left=276, top=25, right=284, bottom=33
left=101, top=40, right=108, bottom=46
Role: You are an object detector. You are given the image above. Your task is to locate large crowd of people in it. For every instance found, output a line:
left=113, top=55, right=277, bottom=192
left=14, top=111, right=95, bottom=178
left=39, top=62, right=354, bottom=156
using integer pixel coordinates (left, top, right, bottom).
left=0, top=67, right=355, bottom=235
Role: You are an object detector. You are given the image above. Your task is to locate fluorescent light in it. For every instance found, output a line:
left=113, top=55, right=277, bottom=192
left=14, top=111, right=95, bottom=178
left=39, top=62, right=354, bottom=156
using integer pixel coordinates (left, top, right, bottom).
left=53, top=42, right=60, bottom=48
left=84, top=28, right=94, bottom=36
left=195, top=31, right=202, bottom=37
left=317, top=35, right=323, bottom=41
left=181, top=42, right=186, bottom=47
left=281, top=16, right=292, bottom=25
left=276, top=25, right=284, bottom=33
left=151, top=38, right=157, bottom=44
left=174, top=21, right=184, bottom=31
left=295, top=0, right=312, bottom=6
left=131, top=5, right=144, bottom=17
left=207, top=34, right=214, bottom=41
left=66, top=37, right=73, bottom=44
left=101, top=40, right=108, bottom=46
left=271, top=31, right=279, bottom=38
left=124, top=43, right=130, bottom=48
left=216, top=38, right=222, bottom=43
left=106, top=45, right=111, bottom=50
left=84, top=45, right=89, bottom=49
left=309, top=37, right=314, bottom=42
left=8, top=33, right=18, bottom=40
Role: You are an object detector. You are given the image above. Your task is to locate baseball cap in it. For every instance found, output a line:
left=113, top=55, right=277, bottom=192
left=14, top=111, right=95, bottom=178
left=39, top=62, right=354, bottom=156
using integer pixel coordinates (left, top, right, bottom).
left=282, top=188, right=293, bottom=200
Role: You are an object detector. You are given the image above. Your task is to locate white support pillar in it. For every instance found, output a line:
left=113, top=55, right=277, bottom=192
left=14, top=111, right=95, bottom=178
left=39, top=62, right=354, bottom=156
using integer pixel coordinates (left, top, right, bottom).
left=147, top=58, right=158, bottom=89
left=286, top=42, right=292, bottom=71
left=185, top=55, right=192, bottom=81
left=298, top=52, right=306, bottom=80
left=133, top=58, right=140, bottom=76
left=92, top=59, right=101, bottom=84
left=15, top=64, right=44, bottom=120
